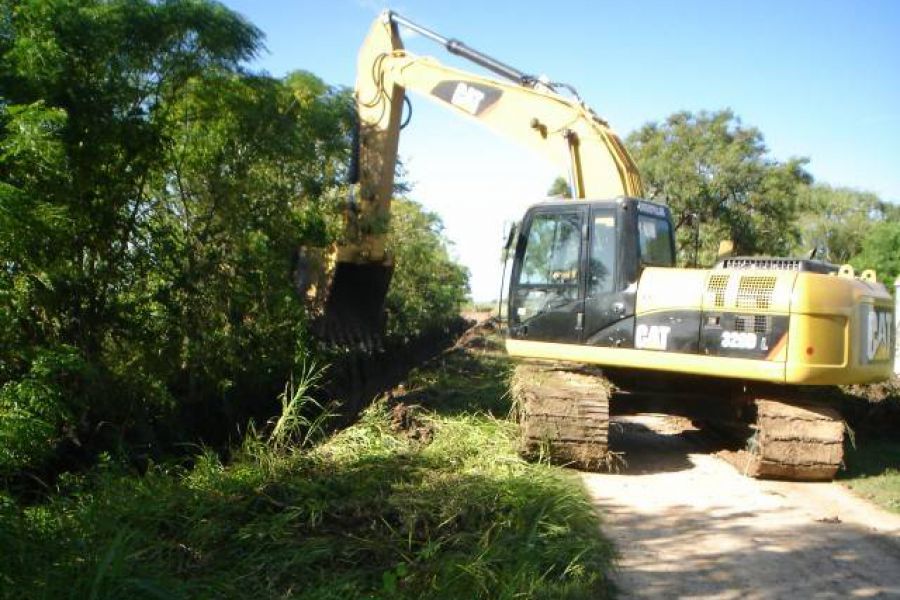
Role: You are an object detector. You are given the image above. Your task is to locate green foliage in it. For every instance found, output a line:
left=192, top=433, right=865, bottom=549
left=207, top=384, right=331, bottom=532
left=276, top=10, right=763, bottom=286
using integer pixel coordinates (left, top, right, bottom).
left=0, top=345, right=89, bottom=472
left=627, top=109, right=811, bottom=265
left=796, top=184, right=899, bottom=285
left=547, top=176, right=572, bottom=198
left=841, top=439, right=900, bottom=513
left=142, top=68, right=349, bottom=416
left=0, top=0, right=353, bottom=475
left=385, top=199, right=470, bottom=339
left=0, top=347, right=613, bottom=599
left=795, top=184, right=895, bottom=263
left=0, top=0, right=469, bottom=476
left=851, top=220, right=900, bottom=287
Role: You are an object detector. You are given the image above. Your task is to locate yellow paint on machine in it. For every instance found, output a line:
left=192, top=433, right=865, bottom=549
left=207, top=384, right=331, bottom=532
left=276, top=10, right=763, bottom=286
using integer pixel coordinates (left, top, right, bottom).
left=635, top=268, right=707, bottom=313
left=505, top=339, right=787, bottom=382
left=786, top=272, right=894, bottom=384
left=506, top=337, right=890, bottom=385
left=507, top=268, right=894, bottom=386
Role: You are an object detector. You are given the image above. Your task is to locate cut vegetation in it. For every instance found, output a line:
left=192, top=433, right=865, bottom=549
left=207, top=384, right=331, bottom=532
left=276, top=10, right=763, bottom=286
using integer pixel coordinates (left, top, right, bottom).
left=0, top=325, right=614, bottom=599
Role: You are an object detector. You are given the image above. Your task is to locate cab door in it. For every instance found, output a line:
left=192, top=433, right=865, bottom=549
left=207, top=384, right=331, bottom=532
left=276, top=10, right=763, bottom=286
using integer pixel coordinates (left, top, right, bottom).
left=508, top=206, right=587, bottom=343
left=582, top=206, right=630, bottom=345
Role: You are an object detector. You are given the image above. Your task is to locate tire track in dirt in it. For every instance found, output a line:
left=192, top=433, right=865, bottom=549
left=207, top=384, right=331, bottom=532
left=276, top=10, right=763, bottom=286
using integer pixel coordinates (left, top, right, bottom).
left=581, top=414, right=900, bottom=599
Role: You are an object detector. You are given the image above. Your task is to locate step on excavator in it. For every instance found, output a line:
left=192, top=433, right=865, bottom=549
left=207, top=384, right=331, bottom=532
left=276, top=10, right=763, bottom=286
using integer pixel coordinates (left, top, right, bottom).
left=308, top=11, right=895, bottom=481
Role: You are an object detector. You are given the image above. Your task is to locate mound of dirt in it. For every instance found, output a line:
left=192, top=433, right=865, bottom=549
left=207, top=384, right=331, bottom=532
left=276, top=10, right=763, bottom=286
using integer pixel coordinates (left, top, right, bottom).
left=454, top=317, right=504, bottom=351
left=388, top=401, right=434, bottom=445
left=837, top=376, right=900, bottom=437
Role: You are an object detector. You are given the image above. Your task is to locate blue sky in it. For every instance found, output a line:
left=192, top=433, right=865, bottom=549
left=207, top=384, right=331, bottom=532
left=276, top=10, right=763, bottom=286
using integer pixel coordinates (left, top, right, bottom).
left=222, top=0, right=900, bottom=300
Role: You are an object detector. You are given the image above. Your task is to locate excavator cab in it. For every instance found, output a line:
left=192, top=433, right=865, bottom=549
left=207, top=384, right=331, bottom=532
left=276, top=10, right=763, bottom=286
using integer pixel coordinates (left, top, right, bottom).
left=507, top=198, right=675, bottom=346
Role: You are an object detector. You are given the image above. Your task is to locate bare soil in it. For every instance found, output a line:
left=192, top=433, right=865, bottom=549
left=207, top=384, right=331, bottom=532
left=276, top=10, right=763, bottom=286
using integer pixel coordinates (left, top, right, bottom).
left=582, top=414, right=900, bottom=599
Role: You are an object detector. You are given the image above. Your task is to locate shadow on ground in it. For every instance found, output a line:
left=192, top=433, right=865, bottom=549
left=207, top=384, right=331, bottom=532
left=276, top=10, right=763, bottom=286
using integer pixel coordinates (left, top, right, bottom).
left=841, top=437, right=900, bottom=479
left=606, top=414, right=733, bottom=476
left=596, top=498, right=900, bottom=599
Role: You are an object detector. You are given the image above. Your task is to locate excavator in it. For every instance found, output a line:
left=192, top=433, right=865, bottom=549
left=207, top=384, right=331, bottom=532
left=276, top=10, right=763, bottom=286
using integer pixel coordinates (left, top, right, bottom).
left=312, top=11, right=895, bottom=481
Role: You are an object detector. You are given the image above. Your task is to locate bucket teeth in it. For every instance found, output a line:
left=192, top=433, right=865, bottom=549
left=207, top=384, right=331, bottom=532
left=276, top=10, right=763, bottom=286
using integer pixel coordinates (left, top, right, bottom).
left=316, top=261, right=393, bottom=348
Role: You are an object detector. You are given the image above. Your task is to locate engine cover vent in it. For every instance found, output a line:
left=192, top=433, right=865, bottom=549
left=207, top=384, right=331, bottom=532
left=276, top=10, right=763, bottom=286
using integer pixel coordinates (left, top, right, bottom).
left=736, top=276, right=777, bottom=310
left=706, top=274, right=730, bottom=308
left=717, top=257, right=838, bottom=274
left=705, top=274, right=779, bottom=310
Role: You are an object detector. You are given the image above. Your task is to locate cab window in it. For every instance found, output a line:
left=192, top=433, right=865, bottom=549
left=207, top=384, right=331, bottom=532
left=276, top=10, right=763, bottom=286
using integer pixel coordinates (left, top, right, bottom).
left=589, top=213, right=616, bottom=295
left=519, top=212, right=582, bottom=287
left=638, top=215, right=674, bottom=266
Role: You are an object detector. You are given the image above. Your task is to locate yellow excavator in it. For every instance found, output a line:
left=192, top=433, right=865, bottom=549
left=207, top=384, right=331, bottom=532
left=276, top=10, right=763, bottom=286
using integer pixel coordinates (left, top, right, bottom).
left=315, top=11, right=895, bottom=480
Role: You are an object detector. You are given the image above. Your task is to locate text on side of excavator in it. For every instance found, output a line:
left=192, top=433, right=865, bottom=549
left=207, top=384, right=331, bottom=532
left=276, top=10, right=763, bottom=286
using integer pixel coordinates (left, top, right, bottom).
left=430, top=81, right=503, bottom=116
left=635, top=324, right=670, bottom=350
left=720, top=331, right=767, bottom=351
left=863, top=306, right=893, bottom=363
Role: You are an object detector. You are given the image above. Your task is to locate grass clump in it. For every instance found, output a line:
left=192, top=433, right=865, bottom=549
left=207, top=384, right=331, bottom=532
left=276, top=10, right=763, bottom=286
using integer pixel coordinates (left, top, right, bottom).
left=0, top=343, right=614, bottom=599
left=834, top=376, right=900, bottom=514
left=840, top=439, right=900, bottom=514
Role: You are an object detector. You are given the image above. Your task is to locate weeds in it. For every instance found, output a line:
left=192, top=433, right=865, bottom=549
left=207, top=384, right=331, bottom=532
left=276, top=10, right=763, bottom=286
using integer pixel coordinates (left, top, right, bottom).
left=840, top=439, right=900, bottom=514
left=0, top=338, right=614, bottom=599
left=269, top=361, right=335, bottom=453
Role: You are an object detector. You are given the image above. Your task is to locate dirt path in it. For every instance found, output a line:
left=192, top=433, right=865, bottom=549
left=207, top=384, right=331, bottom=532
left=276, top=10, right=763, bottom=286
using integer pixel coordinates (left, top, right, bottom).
left=581, top=414, right=900, bottom=599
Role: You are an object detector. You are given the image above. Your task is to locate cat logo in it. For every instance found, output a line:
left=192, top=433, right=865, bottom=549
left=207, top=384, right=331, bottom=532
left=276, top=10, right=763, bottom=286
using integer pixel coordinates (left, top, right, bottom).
left=431, top=81, right=501, bottom=116
left=635, top=324, right=670, bottom=351
left=450, top=82, right=486, bottom=115
left=864, top=307, right=893, bottom=363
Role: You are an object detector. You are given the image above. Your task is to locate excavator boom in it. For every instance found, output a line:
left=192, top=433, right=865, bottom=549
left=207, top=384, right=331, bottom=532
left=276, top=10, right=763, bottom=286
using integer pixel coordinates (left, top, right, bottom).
left=320, top=11, right=642, bottom=343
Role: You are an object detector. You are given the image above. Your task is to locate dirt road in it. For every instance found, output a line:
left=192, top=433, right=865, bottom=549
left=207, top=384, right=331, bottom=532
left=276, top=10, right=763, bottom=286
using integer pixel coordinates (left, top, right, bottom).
left=581, top=414, right=900, bottom=599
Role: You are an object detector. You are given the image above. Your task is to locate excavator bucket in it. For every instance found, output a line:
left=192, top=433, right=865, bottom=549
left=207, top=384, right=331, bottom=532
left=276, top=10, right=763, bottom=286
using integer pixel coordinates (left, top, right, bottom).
left=317, top=261, right=393, bottom=347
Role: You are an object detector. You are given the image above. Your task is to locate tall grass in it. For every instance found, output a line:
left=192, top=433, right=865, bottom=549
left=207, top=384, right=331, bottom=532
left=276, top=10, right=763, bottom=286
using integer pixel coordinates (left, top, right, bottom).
left=0, top=346, right=614, bottom=599
left=269, top=361, right=334, bottom=452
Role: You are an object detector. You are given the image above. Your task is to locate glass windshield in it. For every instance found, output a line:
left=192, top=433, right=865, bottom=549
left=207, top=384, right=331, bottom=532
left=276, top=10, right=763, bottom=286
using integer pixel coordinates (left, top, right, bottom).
left=638, top=215, right=674, bottom=266
left=519, top=212, right=581, bottom=286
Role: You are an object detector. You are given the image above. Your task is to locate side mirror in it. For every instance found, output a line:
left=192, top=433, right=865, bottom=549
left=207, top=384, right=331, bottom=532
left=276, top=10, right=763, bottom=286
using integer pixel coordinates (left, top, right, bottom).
left=502, top=221, right=519, bottom=258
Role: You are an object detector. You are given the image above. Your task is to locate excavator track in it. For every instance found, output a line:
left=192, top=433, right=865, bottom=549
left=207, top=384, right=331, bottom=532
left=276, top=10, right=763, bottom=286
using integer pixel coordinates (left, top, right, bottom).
left=737, top=398, right=845, bottom=481
left=513, top=363, right=611, bottom=470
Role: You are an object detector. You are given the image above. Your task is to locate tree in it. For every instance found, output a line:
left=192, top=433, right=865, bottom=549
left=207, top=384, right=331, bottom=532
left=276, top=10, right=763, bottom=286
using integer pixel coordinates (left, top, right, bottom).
left=0, top=0, right=358, bottom=472
left=0, top=0, right=472, bottom=475
left=0, top=0, right=269, bottom=472
left=142, top=69, right=351, bottom=427
left=547, top=176, right=571, bottom=198
left=795, top=184, right=895, bottom=264
left=385, top=199, right=470, bottom=340
left=626, top=110, right=811, bottom=265
left=851, top=221, right=900, bottom=290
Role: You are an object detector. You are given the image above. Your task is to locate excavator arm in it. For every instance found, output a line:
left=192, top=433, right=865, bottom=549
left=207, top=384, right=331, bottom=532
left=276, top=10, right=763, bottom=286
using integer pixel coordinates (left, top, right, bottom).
left=321, top=11, right=644, bottom=343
